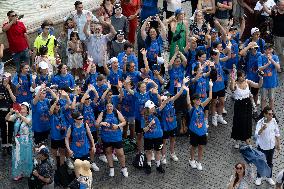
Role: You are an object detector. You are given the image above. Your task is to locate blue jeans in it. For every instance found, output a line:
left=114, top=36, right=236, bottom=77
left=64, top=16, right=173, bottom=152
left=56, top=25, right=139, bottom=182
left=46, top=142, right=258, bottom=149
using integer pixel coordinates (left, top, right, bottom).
left=257, top=147, right=275, bottom=178
left=12, top=48, right=30, bottom=72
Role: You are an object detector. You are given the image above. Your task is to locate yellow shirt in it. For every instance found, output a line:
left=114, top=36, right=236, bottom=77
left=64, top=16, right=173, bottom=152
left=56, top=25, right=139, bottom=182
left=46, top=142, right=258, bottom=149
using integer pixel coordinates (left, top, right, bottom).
left=34, top=34, right=56, bottom=58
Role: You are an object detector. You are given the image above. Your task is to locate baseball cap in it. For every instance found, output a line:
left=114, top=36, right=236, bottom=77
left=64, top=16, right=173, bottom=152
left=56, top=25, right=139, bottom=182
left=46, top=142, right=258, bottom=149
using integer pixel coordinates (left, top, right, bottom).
left=175, top=8, right=184, bottom=16
left=144, top=100, right=156, bottom=109
left=109, top=57, right=118, bottom=64
left=114, top=3, right=121, bottom=9
left=39, top=61, right=49, bottom=70
left=21, top=102, right=30, bottom=109
left=157, top=56, right=164, bottom=65
left=117, top=30, right=125, bottom=36
left=229, top=26, right=238, bottom=32
left=251, top=27, right=260, bottom=35
left=210, top=28, right=218, bottom=34
left=39, top=147, right=49, bottom=157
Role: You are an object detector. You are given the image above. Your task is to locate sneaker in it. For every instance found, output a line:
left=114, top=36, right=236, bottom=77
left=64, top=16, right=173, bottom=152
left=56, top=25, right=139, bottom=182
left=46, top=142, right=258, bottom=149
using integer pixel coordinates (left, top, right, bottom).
left=196, top=162, right=203, bottom=170
left=212, top=115, right=218, bottom=127
left=112, top=154, right=118, bottom=162
left=91, top=162, right=100, bottom=171
left=109, top=168, right=115, bottom=177
left=99, top=155, right=108, bottom=163
left=170, top=153, right=178, bottom=161
left=151, top=151, right=155, bottom=161
left=205, top=119, right=209, bottom=128
left=257, top=98, right=260, bottom=105
left=156, top=165, right=165, bottom=173
left=66, top=158, right=74, bottom=170
left=121, top=167, right=128, bottom=178
left=161, top=155, right=167, bottom=164
left=255, top=178, right=262, bottom=186
left=145, top=164, right=151, bottom=174
left=234, top=143, right=239, bottom=149
left=217, top=115, right=227, bottom=125
left=189, top=160, right=197, bottom=169
left=266, top=178, right=275, bottom=185
left=222, top=108, right=227, bottom=114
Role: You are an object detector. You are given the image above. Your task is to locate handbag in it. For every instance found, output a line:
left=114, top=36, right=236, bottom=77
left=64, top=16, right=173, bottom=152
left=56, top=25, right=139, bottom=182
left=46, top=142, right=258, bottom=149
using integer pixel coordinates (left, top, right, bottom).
left=28, top=174, right=45, bottom=189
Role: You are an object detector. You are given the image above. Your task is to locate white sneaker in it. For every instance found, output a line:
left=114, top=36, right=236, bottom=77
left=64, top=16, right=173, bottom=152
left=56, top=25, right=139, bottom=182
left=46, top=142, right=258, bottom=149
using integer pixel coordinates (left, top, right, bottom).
left=161, top=155, right=167, bottom=164
left=234, top=143, right=239, bottom=149
left=189, top=160, right=197, bottom=169
left=109, top=168, right=115, bottom=177
left=99, top=155, right=108, bottom=163
left=121, top=167, right=128, bottom=177
left=257, top=98, right=261, bottom=105
left=266, top=178, right=275, bottom=185
left=255, top=177, right=262, bottom=186
left=212, top=115, right=218, bottom=126
left=196, top=162, right=203, bottom=170
left=222, top=108, right=227, bottom=114
left=151, top=151, right=155, bottom=161
left=170, top=153, right=179, bottom=161
left=112, top=154, right=118, bottom=162
left=217, top=115, right=227, bottom=125
left=91, top=162, right=100, bottom=171
left=66, top=158, right=74, bottom=169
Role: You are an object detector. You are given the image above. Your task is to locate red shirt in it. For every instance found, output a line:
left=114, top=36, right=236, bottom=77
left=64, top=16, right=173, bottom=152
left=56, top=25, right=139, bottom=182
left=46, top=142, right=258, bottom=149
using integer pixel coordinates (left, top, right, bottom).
left=3, top=21, right=29, bottom=53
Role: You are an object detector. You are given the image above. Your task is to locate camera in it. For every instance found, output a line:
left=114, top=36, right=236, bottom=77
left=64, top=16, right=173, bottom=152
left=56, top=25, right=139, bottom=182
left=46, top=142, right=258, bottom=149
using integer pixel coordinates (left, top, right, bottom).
left=257, top=70, right=264, bottom=77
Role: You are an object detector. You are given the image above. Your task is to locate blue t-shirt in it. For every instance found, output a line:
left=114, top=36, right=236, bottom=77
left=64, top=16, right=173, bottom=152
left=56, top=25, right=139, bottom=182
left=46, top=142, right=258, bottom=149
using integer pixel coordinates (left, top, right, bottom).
left=258, top=54, right=279, bottom=88
left=108, top=68, right=123, bottom=86
left=244, top=38, right=266, bottom=53
left=50, top=112, right=67, bottom=140
left=117, top=52, right=138, bottom=70
left=212, top=62, right=225, bottom=92
left=70, top=124, right=90, bottom=158
left=246, top=51, right=262, bottom=82
left=169, top=64, right=185, bottom=95
left=82, top=103, right=97, bottom=132
left=52, top=73, right=75, bottom=89
left=186, top=46, right=207, bottom=77
left=134, top=91, right=151, bottom=120
left=124, top=71, right=141, bottom=86
left=145, top=35, right=163, bottom=62
left=140, top=0, right=158, bottom=21
left=32, top=98, right=50, bottom=132
left=193, top=76, right=207, bottom=102
left=12, top=74, right=33, bottom=103
left=99, top=95, right=120, bottom=112
left=100, top=111, right=122, bottom=142
left=59, top=98, right=74, bottom=128
left=84, top=73, right=98, bottom=90
left=121, top=89, right=135, bottom=118
left=188, top=106, right=207, bottom=136
left=35, top=74, right=52, bottom=86
left=159, top=101, right=177, bottom=131
left=141, top=115, right=163, bottom=139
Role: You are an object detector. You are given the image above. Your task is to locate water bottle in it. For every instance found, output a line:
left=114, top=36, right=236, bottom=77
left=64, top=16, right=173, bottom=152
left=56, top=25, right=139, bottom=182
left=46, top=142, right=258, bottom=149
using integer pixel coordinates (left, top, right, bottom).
left=0, top=62, right=4, bottom=80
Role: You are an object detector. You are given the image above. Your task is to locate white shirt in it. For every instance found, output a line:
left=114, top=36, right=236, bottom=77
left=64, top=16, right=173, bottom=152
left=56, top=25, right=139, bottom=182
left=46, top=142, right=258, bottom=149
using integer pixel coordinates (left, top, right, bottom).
left=167, top=0, right=182, bottom=12
left=254, top=0, right=276, bottom=17
left=66, top=10, right=99, bottom=41
left=255, top=117, right=280, bottom=150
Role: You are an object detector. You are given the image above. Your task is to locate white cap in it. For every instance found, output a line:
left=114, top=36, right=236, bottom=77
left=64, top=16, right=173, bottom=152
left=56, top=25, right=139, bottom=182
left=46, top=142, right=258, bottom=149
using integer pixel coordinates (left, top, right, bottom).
left=251, top=27, right=260, bottom=35
left=109, top=57, right=118, bottom=64
left=144, top=100, right=156, bottom=109
left=39, top=61, right=49, bottom=70
left=34, top=86, right=42, bottom=95
left=21, top=102, right=30, bottom=109
left=157, top=56, right=164, bottom=65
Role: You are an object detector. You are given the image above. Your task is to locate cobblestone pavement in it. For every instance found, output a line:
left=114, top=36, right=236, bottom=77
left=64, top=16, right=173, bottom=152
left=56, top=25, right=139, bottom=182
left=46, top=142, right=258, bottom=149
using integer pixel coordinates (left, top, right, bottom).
left=1, top=2, right=284, bottom=189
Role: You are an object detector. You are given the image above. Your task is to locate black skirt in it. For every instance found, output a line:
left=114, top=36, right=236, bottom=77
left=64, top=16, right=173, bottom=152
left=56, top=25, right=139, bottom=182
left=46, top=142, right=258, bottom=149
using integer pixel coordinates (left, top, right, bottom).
left=231, top=98, right=252, bottom=141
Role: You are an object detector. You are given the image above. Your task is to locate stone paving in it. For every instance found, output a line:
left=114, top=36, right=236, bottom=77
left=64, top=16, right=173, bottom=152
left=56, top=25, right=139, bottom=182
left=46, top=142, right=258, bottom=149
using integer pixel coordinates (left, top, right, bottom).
left=1, top=2, right=284, bottom=189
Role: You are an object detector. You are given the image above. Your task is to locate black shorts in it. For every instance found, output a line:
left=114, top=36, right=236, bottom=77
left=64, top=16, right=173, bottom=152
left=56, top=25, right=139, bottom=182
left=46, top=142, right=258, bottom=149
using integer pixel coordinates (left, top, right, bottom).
left=91, top=131, right=98, bottom=144
left=144, top=137, right=163, bottom=151
left=135, top=119, right=143, bottom=134
left=250, top=87, right=259, bottom=96
left=51, top=139, right=66, bottom=149
left=34, top=130, right=50, bottom=145
left=162, top=128, right=177, bottom=139
left=189, top=131, right=207, bottom=147
left=102, top=141, right=123, bottom=149
left=72, top=154, right=90, bottom=161
left=212, top=89, right=226, bottom=99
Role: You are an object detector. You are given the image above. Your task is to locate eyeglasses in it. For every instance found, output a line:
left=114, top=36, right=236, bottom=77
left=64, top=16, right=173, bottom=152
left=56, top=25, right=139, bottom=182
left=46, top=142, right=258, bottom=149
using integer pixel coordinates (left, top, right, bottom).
left=76, top=117, right=84, bottom=120
left=10, top=14, right=17, bottom=17
left=236, top=166, right=243, bottom=170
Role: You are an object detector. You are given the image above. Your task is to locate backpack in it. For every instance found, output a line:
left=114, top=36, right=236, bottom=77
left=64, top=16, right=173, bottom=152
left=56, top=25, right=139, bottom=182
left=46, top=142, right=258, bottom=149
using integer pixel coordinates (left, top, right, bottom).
left=54, top=163, right=75, bottom=187
left=132, top=152, right=147, bottom=169
left=123, top=138, right=137, bottom=154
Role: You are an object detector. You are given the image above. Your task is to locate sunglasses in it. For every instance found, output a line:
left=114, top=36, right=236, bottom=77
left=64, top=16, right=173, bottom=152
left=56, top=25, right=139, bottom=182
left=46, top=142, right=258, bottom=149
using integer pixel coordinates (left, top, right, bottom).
left=76, top=117, right=84, bottom=120
left=10, top=14, right=17, bottom=17
left=236, top=166, right=243, bottom=170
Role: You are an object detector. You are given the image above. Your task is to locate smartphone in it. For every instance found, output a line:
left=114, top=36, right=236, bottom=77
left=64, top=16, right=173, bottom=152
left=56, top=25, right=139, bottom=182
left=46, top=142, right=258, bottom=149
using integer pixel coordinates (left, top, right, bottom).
left=18, top=15, right=24, bottom=19
left=13, top=103, right=21, bottom=112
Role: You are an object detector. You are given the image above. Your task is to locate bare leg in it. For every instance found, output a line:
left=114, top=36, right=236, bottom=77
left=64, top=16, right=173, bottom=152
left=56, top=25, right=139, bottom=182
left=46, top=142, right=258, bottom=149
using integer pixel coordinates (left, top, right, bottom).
left=105, top=147, right=114, bottom=168
left=169, top=137, right=176, bottom=154
left=197, top=145, right=203, bottom=162
left=161, top=139, right=167, bottom=156
left=190, top=146, right=195, bottom=161
left=115, top=148, right=126, bottom=168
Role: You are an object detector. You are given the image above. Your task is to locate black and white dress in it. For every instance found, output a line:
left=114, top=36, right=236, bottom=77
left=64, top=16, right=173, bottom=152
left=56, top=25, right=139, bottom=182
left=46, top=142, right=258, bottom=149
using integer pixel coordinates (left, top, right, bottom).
left=231, top=82, right=252, bottom=141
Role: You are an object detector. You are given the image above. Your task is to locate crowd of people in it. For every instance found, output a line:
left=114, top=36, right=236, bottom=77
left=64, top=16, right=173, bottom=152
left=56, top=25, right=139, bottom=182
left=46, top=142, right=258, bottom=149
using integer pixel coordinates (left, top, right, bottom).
left=0, top=0, right=283, bottom=188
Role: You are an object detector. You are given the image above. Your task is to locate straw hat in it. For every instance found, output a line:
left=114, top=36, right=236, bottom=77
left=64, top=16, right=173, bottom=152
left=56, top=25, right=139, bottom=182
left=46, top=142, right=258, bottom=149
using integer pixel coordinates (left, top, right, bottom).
left=74, top=159, right=92, bottom=177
